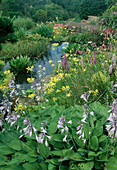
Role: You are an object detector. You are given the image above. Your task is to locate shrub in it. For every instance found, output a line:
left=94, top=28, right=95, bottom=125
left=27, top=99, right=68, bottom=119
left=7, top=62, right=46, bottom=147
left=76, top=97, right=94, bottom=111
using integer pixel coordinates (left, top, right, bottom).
left=13, top=16, right=35, bottom=31
left=67, top=32, right=104, bottom=46
left=0, top=34, right=50, bottom=59
left=101, top=3, right=117, bottom=28
left=33, top=23, right=53, bottom=39
left=33, top=9, right=47, bottom=22
left=0, top=16, right=14, bottom=43
left=80, top=0, right=107, bottom=20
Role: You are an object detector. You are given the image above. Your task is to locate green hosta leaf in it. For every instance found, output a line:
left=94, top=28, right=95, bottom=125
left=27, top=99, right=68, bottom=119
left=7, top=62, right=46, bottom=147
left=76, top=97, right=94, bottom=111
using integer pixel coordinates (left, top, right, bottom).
left=0, top=145, right=14, bottom=155
left=78, top=161, right=94, bottom=170
left=21, top=141, right=37, bottom=157
left=72, top=117, right=81, bottom=127
left=46, top=158, right=61, bottom=165
left=0, top=165, right=23, bottom=170
left=0, top=156, right=8, bottom=166
left=48, top=122, right=57, bottom=134
left=51, top=150, right=63, bottom=157
left=105, top=157, right=117, bottom=170
left=99, top=153, right=108, bottom=161
left=91, top=126, right=103, bottom=137
left=84, top=124, right=89, bottom=140
left=7, top=140, right=22, bottom=151
left=22, top=162, right=39, bottom=170
left=39, top=143, right=50, bottom=158
left=7, top=154, right=37, bottom=165
left=52, top=134, right=65, bottom=142
left=90, top=136, right=99, bottom=151
left=78, top=148, right=87, bottom=157
left=48, top=163, right=56, bottom=170
left=98, top=135, right=107, bottom=143
left=39, top=162, right=48, bottom=170
left=51, top=149, right=73, bottom=157
left=73, top=134, right=85, bottom=148
left=58, top=157, right=70, bottom=162
left=115, top=146, right=117, bottom=158
left=69, top=153, right=84, bottom=161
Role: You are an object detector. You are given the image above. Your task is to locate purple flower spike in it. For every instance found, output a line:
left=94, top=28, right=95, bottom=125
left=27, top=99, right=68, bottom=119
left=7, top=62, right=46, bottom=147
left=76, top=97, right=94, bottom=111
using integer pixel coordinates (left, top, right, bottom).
left=63, top=53, right=67, bottom=63
left=90, top=56, right=92, bottom=66
left=94, top=53, right=96, bottom=67
left=62, top=60, right=65, bottom=70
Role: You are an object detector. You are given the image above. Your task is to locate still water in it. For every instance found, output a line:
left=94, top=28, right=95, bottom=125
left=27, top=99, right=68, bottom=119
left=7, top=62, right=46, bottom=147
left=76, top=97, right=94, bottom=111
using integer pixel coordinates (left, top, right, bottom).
left=4, top=42, right=69, bottom=90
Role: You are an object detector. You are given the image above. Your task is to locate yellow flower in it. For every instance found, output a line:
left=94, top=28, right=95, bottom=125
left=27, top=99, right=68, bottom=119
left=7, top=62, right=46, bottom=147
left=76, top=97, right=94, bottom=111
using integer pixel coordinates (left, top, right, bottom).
left=52, top=43, right=59, bottom=47
left=62, top=86, right=66, bottom=91
left=83, top=69, right=86, bottom=72
left=52, top=48, right=55, bottom=50
left=4, top=70, right=10, bottom=74
left=49, top=60, right=52, bottom=64
left=28, top=93, right=35, bottom=98
left=51, top=64, right=55, bottom=67
left=97, top=47, right=99, bottom=50
left=62, top=47, right=66, bottom=49
left=58, top=60, right=61, bottom=63
left=27, top=78, right=34, bottom=83
left=43, top=67, right=46, bottom=70
left=53, top=97, right=57, bottom=102
left=39, top=65, right=42, bottom=68
left=53, top=36, right=55, bottom=39
left=56, top=89, right=61, bottom=93
left=66, top=93, right=71, bottom=97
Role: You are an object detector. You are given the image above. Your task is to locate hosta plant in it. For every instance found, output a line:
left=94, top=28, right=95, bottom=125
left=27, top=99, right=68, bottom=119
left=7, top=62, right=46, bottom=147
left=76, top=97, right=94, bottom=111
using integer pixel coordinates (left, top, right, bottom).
left=0, top=100, right=117, bottom=169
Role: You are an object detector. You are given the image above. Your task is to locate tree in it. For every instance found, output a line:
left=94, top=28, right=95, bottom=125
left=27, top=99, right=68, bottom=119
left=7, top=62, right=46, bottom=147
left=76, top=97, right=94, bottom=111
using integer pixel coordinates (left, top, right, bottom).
left=80, top=0, right=107, bottom=20
left=33, top=9, right=47, bottom=22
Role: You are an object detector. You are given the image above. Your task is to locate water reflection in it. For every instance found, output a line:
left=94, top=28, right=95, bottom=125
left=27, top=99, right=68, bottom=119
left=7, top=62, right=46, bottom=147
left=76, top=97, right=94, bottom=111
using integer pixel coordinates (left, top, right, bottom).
left=4, top=42, right=69, bottom=90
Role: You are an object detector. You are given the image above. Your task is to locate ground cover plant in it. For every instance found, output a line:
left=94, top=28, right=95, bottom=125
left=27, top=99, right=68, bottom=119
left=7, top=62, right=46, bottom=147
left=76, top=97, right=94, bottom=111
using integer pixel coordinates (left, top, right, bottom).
left=0, top=1, right=117, bottom=169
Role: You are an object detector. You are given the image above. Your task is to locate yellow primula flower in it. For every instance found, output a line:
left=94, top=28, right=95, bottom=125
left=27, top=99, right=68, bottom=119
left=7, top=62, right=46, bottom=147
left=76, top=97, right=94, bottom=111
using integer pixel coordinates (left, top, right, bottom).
left=27, top=78, right=34, bottom=83
left=51, top=64, right=55, bottom=67
left=39, top=65, right=42, bottom=68
left=52, top=43, right=59, bottom=47
left=49, top=60, right=52, bottom=64
left=53, top=97, right=57, bottom=102
left=66, top=93, right=71, bottom=97
left=43, top=67, right=46, bottom=70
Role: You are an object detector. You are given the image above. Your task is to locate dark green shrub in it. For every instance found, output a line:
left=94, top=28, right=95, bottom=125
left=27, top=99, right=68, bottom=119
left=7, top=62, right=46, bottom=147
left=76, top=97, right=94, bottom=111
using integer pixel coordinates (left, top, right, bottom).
left=33, top=9, right=47, bottom=23
left=0, top=16, right=14, bottom=43
left=80, top=0, right=107, bottom=20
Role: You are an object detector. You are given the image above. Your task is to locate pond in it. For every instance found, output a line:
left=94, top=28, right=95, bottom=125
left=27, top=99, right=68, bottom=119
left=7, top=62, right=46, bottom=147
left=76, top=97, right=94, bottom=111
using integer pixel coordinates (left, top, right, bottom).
left=4, top=42, right=69, bottom=90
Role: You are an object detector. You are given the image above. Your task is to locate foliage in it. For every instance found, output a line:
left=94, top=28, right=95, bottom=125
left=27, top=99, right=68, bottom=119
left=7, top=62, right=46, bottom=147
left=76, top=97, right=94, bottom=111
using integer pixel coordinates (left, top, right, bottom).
left=67, top=32, right=104, bottom=46
left=0, top=34, right=50, bottom=59
left=33, top=23, right=53, bottom=39
left=44, top=3, right=69, bottom=21
left=0, top=16, right=14, bottom=43
left=80, top=0, right=107, bottom=20
left=9, top=55, right=33, bottom=75
left=0, top=60, right=4, bottom=79
left=13, top=16, right=35, bottom=31
left=0, top=100, right=117, bottom=169
left=101, top=3, right=117, bottom=28
left=33, top=9, right=47, bottom=23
